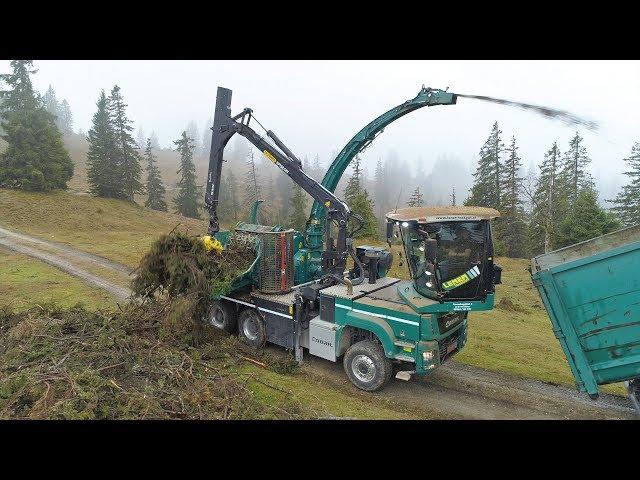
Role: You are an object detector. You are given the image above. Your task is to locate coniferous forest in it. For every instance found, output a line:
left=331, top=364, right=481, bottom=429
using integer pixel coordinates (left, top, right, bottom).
left=1, top=60, right=637, bottom=259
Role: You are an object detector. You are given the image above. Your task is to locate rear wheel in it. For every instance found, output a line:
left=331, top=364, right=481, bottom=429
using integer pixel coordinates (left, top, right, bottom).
left=207, top=301, right=237, bottom=333
left=343, top=339, right=392, bottom=392
left=237, top=308, right=266, bottom=348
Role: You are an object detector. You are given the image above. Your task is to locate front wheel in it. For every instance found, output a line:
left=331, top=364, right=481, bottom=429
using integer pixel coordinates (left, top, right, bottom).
left=343, top=340, right=393, bottom=392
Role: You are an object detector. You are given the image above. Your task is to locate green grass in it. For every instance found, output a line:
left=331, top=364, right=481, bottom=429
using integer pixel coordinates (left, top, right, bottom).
left=0, top=189, right=626, bottom=396
left=0, top=247, right=117, bottom=310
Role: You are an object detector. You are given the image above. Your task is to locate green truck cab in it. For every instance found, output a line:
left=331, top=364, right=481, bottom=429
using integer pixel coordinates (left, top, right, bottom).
left=210, top=206, right=502, bottom=391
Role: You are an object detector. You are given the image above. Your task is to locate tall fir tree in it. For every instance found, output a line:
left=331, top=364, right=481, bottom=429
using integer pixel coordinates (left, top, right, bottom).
left=288, top=183, right=308, bottom=231
left=186, top=120, right=200, bottom=156
left=497, top=136, right=527, bottom=257
left=465, top=121, right=504, bottom=208
left=0, top=60, right=73, bottom=191
left=136, top=126, right=145, bottom=150
left=149, top=131, right=160, bottom=150
left=344, top=155, right=363, bottom=204
left=556, top=189, right=620, bottom=248
left=608, top=142, right=640, bottom=227
left=201, top=117, right=213, bottom=159
left=407, top=186, right=424, bottom=207
left=144, top=138, right=167, bottom=211
left=312, top=154, right=323, bottom=182
left=529, top=142, right=563, bottom=254
left=244, top=150, right=261, bottom=208
left=173, top=131, right=201, bottom=219
left=450, top=186, right=457, bottom=206
left=43, top=85, right=59, bottom=121
left=86, top=90, right=122, bottom=198
left=108, top=85, right=143, bottom=201
left=558, top=131, right=594, bottom=205
left=58, top=99, right=72, bottom=135
left=219, top=170, right=239, bottom=223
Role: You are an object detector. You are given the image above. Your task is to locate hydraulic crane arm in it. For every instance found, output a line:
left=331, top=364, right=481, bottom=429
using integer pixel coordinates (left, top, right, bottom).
left=205, top=86, right=360, bottom=279
left=307, top=86, right=458, bottom=231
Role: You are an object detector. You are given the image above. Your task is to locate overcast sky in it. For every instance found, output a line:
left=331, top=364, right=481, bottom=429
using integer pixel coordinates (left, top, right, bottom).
left=2, top=60, right=639, bottom=198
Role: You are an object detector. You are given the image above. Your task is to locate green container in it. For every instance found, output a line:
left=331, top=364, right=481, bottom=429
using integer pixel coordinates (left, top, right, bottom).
left=531, top=225, right=640, bottom=398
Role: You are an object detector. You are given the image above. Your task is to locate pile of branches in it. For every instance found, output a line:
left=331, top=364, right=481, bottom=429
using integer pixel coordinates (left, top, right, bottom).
left=131, top=231, right=256, bottom=323
left=0, top=302, right=300, bottom=419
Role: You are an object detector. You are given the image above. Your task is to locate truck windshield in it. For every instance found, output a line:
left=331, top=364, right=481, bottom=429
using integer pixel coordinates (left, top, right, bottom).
left=404, top=221, right=487, bottom=299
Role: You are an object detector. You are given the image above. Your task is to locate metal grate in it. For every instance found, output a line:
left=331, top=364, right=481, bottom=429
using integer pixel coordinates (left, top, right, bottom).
left=234, top=225, right=294, bottom=294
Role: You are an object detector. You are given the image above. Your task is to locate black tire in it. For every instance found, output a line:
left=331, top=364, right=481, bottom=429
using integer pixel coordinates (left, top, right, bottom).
left=237, top=308, right=266, bottom=348
left=343, top=339, right=393, bottom=392
left=207, top=301, right=237, bottom=333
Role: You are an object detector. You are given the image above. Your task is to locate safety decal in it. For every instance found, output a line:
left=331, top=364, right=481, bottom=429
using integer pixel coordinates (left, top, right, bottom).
left=442, top=265, right=480, bottom=291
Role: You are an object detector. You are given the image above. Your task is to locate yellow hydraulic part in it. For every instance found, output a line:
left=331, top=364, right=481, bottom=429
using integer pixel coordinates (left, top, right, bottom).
left=201, top=235, right=224, bottom=254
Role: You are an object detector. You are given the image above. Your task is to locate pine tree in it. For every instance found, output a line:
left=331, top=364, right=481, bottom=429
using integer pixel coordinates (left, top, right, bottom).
left=173, top=131, right=201, bottom=218
left=244, top=150, right=261, bottom=208
left=608, top=142, right=640, bottom=227
left=144, top=138, right=167, bottom=211
left=219, top=170, right=239, bottom=222
left=497, top=136, right=527, bottom=257
left=59, top=99, right=72, bottom=135
left=344, top=155, right=363, bottom=205
left=556, top=189, right=620, bottom=248
left=43, top=85, right=59, bottom=122
left=465, top=122, right=504, bottom=208
left=407, top=186, right=424, bottom=207
left=149, top=131, right=160, bottom=150
left=530, top=142, right=563, bottom=254
left=288, top=183, right=308, bottom=231
left=351, top=189, right=378, bottom=238
left=0, top=60, right=73, bottom=191
left=450, top=186, right=457, bottom=206
left=559, top=131, right=594, bottom=205
left=86, top=90, right=122, bottom=198
left=108, top=85, right=143, bottom=201
left=136, top=126, right=145, bottom=150
left=186, top=120, right=200, bottom=156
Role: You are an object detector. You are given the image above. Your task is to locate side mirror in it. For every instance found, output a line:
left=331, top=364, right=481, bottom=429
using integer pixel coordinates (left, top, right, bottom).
left=493, top=264, right=503, bottom=285
left=425, top=239, right=437, bottom=262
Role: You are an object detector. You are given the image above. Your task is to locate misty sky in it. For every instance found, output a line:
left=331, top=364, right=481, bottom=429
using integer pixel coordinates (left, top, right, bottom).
left=2, top=60, right=639, bottom=199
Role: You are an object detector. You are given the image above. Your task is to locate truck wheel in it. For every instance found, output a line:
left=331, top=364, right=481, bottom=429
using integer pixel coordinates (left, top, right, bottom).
left=237, top=308, right=266, bottom=348
left=207, top=301, right=237, bottom=333
left=343, top=340, right=392, bottom=392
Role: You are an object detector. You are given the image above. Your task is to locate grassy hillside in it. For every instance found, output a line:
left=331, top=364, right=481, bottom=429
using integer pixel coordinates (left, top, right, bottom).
left=0, top=188, right=625, bottom=395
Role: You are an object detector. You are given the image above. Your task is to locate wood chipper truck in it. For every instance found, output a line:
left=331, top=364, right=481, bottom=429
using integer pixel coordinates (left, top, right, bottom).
left=203, top=86, right=502, bottom=391
left=531, top=225, right=640, bottom=413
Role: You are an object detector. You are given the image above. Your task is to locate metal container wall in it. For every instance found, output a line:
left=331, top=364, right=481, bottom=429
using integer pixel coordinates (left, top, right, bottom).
left=531, top=225, right=640, bottom=396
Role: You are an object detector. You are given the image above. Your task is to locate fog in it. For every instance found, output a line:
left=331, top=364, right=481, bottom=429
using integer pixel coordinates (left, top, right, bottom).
left=2, top=60, right=639, bottom=201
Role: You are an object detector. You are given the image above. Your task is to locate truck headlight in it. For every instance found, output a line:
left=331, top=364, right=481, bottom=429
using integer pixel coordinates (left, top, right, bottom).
left=422, top=350, right=436, bottom=362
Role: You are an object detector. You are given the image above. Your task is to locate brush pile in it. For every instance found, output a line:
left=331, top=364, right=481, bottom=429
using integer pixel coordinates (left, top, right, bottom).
left=0, top=302, right=300, bottom=419
left=131, top=231, right=256, bottom=323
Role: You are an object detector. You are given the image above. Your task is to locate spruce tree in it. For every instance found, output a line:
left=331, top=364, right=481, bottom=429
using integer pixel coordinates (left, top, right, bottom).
left=43, top=85, right=59, bottom=122
left=288, top=183, right=308, bottom=231
left=465, top=122, right=504, bottom=208
left=344, top=155, right=363, bottom=205
left=559, top=131, right=594, bottom=205
left=312, top=154, right=323, bottom=182
left=144, top=138, right=167, bottom=211
left=608, top=142, right=640, bottom=227
left=530, top=142, right=563, bottom=254
left=351, top=189, right=378, bottom=238
left=244, top=150, right=261, bottom=208
left=86, top=90, right=122, bottom=198
left=173, top=131, right=201, bottom=219
left=136, top=126, right=145, bottom=150
left=407, top=186, right=424, bottom=207
left=219, top=170, right=239, bottom=223
left=150, top=131, right=160, bottom=150
left=186, top=120, right=200, bottom=156
left=59, top=99, right=72, bottom=135
left=0, top=60, right=73, bottom=191
left=497, top=136, right=527, bottom=257
left=450, top=186, right=457, bottom=206
left=556, top=189, right=620, bottom=248
left=202, top=117, right=213, bottom=159
left=108, top=85, right=143, bottom=201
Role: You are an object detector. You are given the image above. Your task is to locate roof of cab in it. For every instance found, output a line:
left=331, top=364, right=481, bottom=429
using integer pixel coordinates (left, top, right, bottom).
left=385, top=206, right=500, bottom=223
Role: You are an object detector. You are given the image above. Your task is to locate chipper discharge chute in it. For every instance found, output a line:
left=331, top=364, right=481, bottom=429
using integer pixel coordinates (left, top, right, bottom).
left=531, top=225, right=640, bottom=414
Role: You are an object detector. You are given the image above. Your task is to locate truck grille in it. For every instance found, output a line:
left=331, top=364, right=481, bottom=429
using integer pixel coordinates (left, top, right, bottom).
left=439, top=330, right=461, bottom=364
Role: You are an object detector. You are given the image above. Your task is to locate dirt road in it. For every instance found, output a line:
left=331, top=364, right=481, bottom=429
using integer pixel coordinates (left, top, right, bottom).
left=1, top=224, right=636, bottom=419
left=0, top=226, right=132, bottom=301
